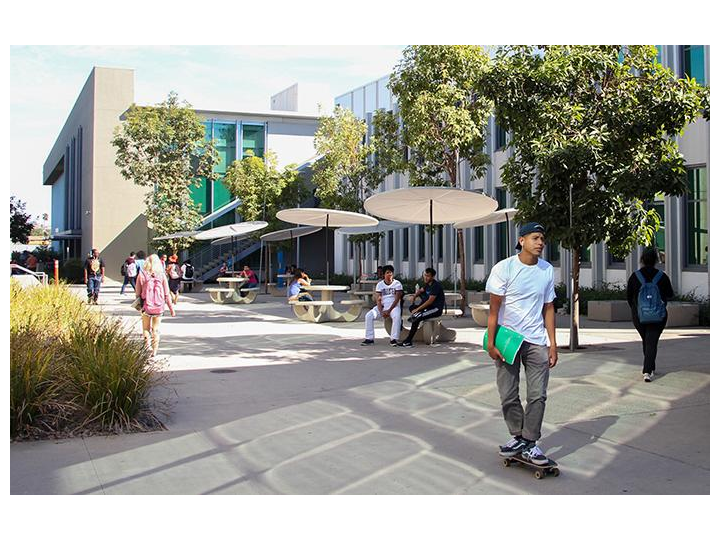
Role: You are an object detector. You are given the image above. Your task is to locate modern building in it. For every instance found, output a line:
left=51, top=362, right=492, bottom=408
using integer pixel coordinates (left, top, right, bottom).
left=333, top=46, right=710, bottom=298
left=43, top=67, right=321, bottom=280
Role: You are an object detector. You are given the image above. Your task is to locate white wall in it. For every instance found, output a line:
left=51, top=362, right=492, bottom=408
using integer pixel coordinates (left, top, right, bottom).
left=267, top=121, right=318, bottom=169
left=681, top=271, right=709, bottom=298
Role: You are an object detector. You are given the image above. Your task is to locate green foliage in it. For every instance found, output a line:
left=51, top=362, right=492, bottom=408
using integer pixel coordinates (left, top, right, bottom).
left=312, top=106, right=400, bottom=213
left=59, top=258, right=85, bottom=284
left=674, top=291, right=710, bottom=327
left=223, top=151, right=308, bottom=232
left=388, top=45, right=493, bottom=186
left=112, top=92, right=219, bottom=253
left=10, top=281, right=160, bottom=438
left=479, top=45, right=710, bottom=258
left=553, top=282, right=627, bottom=315
left=10, top=196, right=33, bottom=244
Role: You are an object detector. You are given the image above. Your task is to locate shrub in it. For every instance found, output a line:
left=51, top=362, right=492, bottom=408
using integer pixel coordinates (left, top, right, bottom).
left=59, top=258, right=85, bottom=284
left=674, top=292, right=710, bottom=327
left=552, top=282, right=627, bottom=315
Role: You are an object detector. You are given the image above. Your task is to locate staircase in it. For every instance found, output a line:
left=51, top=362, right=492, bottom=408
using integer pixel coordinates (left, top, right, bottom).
left=186, top=238, right=261, bottom=281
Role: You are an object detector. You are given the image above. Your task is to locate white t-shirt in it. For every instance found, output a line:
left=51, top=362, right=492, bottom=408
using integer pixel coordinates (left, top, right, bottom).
left=375, top=279, right=403, bottom=310
left=485, top=255, right=556, bottom=346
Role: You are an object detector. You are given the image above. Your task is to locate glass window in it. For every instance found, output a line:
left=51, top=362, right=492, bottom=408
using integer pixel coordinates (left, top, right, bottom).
left=495, top=188, right=508, bottom=260
left=388, top=230, right=394, bottom=259
left=683, top=45, right=706, bottom=85
left=378, top=76, right=392, bottom=110
left=213, top=122, right=236, bottom=174
left=402, top=228, right=409, bottom=261
left=437, top=225, right=444, bottom=261
left=348, top=240, right=353, bottom=258
left=547, top=241, right=561, bottom=265
left=655, top=45, right=662, bottom=64
left=213, top=181, right=233, bottom=211
left=579, top=246, right=591, bottom=265
left=352, top=88, right=364, bottom=118
left=190, top=177, right=211, bottom=215
left=364, top=82, right=377, bottom=114
left=335, top=92, right=352, bottom=110
left=242, top=124, right=265, bottom=159
left=474, top=226, right=484, bottom=263
left=686, top=167, right=708, bottom=266
left=648, top=194, right=666, bottom=265
left=494, top=122, right=506, bottom=151
left=608, top=250, right=625, bottom=267
left=418, top=225, right=425, bottom=261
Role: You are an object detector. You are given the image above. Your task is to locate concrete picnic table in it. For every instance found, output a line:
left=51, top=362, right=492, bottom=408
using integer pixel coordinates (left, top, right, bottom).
left=387, top=289, right=462, bottom=344
left=206, top=277, right=259, bottom=304
left=289, top=284, right=364, bottom=323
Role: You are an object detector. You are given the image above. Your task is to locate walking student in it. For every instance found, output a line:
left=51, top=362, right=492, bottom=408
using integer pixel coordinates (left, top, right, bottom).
left=400, top=267, right=445, bottom=348
left=166, top=254, right=182, bottom=304
left=180, top=260, right=195, bottom=293
left=83, top=248, right=105, bottom=304
left=135, top=254, right=175, bottom=357
left=626, top=247, right=674, bottom=382
left=361, top=265, right=403, bottom=347
left=486, top=222, right=557, bottom=466
left=120, top=251, right=137, bottom=295
left=134, top=250, right=147, bottom=277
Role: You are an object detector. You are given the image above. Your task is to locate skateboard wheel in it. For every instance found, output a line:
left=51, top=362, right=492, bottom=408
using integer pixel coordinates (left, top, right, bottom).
left=534, top=471, right=543, bottom=480
left=502, top=459, right=511, bottom=467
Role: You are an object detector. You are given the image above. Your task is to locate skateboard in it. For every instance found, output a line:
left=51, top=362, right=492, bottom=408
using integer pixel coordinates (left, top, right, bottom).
left=500, top=453, right=560, bottom=480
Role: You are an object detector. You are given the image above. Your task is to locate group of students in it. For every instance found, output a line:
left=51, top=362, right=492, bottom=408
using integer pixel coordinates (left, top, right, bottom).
left=355, top=222, right=674, bottom=468
left=119, top=251, right=196, bottom=300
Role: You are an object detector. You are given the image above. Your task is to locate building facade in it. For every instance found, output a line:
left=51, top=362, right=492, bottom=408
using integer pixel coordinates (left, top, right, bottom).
left=333, top=46, right=710, bottom=298
left=43, top=67, right=320, bottom=280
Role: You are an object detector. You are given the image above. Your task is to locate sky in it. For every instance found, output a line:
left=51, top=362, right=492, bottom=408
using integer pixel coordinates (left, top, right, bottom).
left=9, top=45, right=406, bottom=222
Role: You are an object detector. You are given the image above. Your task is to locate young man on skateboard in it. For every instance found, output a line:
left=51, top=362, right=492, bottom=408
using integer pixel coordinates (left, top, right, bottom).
left=485, top=222, right=558, bottom=465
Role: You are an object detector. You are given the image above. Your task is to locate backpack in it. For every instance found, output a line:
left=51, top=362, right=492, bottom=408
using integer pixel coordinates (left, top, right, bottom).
left=121, top=262, right=127, bottom=276
left=90, top=258, right=101, bottom=274
left=168, top=263, right=181, bottom=280
left=184, top=265, right=194, bottom=279
left=635, top=270, right=667, bottom=324
left=142, top=273, right=166, bottom=316
left=126, top=260, right=138, bottom=278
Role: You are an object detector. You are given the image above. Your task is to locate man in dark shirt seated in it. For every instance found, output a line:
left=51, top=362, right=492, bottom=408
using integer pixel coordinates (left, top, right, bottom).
left=400, top=267, right=445, bottom=347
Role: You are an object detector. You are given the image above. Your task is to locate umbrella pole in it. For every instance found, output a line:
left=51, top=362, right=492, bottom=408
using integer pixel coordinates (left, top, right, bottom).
left=259, top=240, right=264, bottom=293
left=325, top=214, right=330, bottom=284
left=453, top=227, right=457, bottom=294
left=430, top=199, right=434, bottom=269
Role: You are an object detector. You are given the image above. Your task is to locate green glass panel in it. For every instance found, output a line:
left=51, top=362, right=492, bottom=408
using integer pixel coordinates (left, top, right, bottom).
left=686, top=168, right=708, bottom=265
left=212, top=212, right=236, bottom=228
left=684, top=45, right=706, bottom=85
left=655, top=45, right=662, bottom=64
left=579, top=246, right=591, bottom=263
left=213, top=178, right=233, bottom=211
left=190, top=177, right=209, bottom=215
left=418, top=225, right=425, bottom=260
left=213, top=122, right=237, bottom=174
left=242, top=124, right=265, bottom=159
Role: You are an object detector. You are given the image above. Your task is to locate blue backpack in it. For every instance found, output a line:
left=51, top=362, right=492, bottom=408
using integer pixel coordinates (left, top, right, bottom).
left=635, top=270, right=667, bottom=323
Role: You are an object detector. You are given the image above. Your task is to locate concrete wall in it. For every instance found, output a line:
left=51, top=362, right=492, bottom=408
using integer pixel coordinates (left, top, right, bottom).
left=267, top=120, right=318, bottom=169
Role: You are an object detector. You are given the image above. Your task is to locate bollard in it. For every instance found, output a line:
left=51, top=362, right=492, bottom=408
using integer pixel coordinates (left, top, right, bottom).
left=54, top=259, right=59, bottom=285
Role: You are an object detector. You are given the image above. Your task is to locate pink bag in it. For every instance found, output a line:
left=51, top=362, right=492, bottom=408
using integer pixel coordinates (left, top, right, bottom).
left=143, top=273, right=165, bottom=315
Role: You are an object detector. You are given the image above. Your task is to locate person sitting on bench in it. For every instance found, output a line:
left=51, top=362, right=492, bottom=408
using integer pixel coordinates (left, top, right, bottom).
left=400, top=267, right=445, bottom=348
left=287, top=268, right=313, bottom=303
left=361, top=264, right=403, bottom=347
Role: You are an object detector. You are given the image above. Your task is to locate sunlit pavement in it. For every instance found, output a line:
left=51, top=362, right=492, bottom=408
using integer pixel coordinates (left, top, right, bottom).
left=11, top=282, right=709, bottom=494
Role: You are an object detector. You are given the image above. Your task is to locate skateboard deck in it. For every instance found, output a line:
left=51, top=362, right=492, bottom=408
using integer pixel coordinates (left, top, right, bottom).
left=500, top=453, right=560, bottom=479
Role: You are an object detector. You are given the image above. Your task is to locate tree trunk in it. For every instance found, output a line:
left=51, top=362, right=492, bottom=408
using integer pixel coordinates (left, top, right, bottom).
left=569, top=247, right=581, bottom=351
left=457, top=229, right=467, bottom=315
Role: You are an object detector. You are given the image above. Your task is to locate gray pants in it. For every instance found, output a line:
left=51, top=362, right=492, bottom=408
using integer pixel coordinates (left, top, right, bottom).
left=495, top=341, right=549, bottom=442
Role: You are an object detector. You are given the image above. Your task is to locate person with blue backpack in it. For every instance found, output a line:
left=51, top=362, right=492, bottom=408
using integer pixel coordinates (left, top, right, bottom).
left=627, top=247, right=674, bottom=382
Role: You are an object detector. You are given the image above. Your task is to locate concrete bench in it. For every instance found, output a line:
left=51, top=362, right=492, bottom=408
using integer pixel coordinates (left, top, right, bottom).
left=340, top=299, right=365, bottom=306
left=288, top=300, right=334, bottom=306
left=587, top=300, right=632, bottom=322
left=207, top=286, right=259, bottom=305
left=383, top=308, right=460, bottom=345
left=469, top=302, right=490, bottom=326
left=666, top=302, right=700, bottom=327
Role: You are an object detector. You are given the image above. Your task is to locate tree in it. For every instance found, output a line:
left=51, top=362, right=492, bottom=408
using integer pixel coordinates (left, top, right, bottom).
left=111, top=92, right=219, bottom=254
left=479, top=45, right=710, bottom=350
left=386, top=45, right=494, bottom=313
left=223, top=150, right=309, bottom=231
left=10, top=196, right=33, bottom=244
left=312, top=106, right=403, bottom=277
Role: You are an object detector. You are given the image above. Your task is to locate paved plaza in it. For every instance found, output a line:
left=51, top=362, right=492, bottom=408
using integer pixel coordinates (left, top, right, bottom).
left=10, top=282, right=710, bottom=494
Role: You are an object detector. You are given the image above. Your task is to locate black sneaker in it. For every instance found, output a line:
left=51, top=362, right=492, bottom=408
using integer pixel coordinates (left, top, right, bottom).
left=390, top=339, right=398, bottom=346
left=361, top=339, right=374, bottom=346
left=499, top=436, right=527, bottom=457
left=521, top=443, right=549, bottom=465
left=400, top=341, right=414, bottom=348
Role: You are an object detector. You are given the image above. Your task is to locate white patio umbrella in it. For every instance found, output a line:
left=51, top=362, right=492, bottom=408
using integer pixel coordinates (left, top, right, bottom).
left=364, top=187, right=497, bottom=268
left=276, top=208, right=378, bottom=282
left=151, top=231, right=198, bottom=241
left=454, top=208, right=518, bottom=258
left=195, top=221, right=268, bottom=272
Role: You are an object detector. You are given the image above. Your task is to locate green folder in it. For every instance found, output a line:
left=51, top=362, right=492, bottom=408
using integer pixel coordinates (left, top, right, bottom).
left=483, top=325, right=525, bottom=365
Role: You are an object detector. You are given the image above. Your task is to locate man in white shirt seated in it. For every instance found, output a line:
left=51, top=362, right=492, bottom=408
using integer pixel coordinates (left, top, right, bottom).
left=361, top=265, right=404, bottom=347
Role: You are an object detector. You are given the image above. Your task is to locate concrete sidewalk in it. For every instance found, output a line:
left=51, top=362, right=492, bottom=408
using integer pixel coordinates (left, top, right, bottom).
left=10, top=284, right=710, bottom=494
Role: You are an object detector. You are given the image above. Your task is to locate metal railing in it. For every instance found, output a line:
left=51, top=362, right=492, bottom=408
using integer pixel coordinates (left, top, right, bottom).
left=10, top=264, right=49, bottom=286
left=186, top=237, right=261, bottom=281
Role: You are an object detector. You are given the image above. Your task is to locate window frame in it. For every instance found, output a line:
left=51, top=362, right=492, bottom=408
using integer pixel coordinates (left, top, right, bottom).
left=684, top=166, right=708, bottom=270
